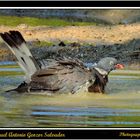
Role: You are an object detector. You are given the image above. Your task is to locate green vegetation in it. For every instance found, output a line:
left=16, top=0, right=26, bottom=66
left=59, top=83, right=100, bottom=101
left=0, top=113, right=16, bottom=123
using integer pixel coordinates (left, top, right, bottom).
left=32, top=41, right=94, bottom=48
left=32, top=41, right=54, bottom=47
left=110, top=73, right=140, bottom=77
left=0, top=65, right=19, bottom=68
left=0, top=71, right=24, bottom=76
left=0, top=15, right=96, bottom=27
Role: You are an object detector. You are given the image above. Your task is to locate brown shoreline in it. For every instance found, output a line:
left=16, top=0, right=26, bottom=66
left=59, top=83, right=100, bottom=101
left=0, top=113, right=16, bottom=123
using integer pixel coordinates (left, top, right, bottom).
left=0, top=23, right=140, bottom=44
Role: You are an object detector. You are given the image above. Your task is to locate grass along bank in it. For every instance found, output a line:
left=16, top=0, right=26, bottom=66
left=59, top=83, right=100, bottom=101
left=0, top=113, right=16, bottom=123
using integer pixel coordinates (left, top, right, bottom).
left=0, top=71, right=24, bottom=76
left=0, top=65, right=19, bottom=68
left=0, top=16, right=96, bottom=27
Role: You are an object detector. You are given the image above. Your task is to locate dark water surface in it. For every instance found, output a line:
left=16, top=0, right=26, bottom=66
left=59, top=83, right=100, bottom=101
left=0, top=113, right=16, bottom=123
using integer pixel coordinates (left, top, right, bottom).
left=0, top=63, right=140, bottom=127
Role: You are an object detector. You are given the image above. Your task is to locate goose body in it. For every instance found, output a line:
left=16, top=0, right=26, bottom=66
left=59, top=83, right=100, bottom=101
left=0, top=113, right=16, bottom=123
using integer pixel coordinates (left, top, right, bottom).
left=0, top=31, right=124, bottom=94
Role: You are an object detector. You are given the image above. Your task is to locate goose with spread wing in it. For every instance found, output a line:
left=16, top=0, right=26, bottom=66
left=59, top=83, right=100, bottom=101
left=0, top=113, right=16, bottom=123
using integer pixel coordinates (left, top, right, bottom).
left=0, top=31, right=124, bottom=94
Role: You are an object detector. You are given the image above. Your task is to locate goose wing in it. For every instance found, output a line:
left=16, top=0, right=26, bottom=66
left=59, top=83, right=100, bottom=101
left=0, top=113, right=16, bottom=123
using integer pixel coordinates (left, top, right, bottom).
left=0, top=31, right=40, bottom=82
left=30, top=59, right=95, bottom=93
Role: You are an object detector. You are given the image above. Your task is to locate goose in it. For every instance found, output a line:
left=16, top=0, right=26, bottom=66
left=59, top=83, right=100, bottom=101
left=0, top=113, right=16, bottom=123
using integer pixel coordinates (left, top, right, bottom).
left=0, top=31, right=124, bottom=94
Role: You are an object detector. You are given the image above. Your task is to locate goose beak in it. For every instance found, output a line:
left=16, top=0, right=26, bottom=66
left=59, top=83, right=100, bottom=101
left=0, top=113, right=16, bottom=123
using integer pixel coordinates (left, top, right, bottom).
left=115, top=64, right=124, bottom=69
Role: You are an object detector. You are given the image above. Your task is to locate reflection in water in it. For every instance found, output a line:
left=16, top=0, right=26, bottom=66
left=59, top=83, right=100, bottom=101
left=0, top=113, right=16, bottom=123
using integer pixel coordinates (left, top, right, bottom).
left=0, top=68, right=22, bottom=71
left=0, top=66, right=140, bottom=127
left=31, top=106, right=140, bottom=127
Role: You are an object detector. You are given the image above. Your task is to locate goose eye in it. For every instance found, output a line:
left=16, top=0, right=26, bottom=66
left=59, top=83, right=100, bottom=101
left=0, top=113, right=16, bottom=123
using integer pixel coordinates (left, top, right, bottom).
left=109, top=61, right=113, bottom=65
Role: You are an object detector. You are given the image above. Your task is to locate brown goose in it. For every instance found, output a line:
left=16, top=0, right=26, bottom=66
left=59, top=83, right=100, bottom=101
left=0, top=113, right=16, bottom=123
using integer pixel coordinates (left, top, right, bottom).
left=0, top=31, right=124, bottom=94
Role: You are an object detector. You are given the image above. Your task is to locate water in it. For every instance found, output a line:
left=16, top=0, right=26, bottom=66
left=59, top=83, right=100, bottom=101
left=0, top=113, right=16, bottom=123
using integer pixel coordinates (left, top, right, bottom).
left=0, top=68, right=22, bottom=72
left=0, top=62, right=140, bottom=127
left=0, top=61, right=16, bottom=65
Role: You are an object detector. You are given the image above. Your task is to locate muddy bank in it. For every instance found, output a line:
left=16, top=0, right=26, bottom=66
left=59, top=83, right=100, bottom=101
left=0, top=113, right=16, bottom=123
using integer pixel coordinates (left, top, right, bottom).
left=31, top=40, right=140, bottom=69
left=0, top=39, right=139, bottom=69
left=1, top=24, right=140, bottom=45
left=0, top=44, right=15, bottom=61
